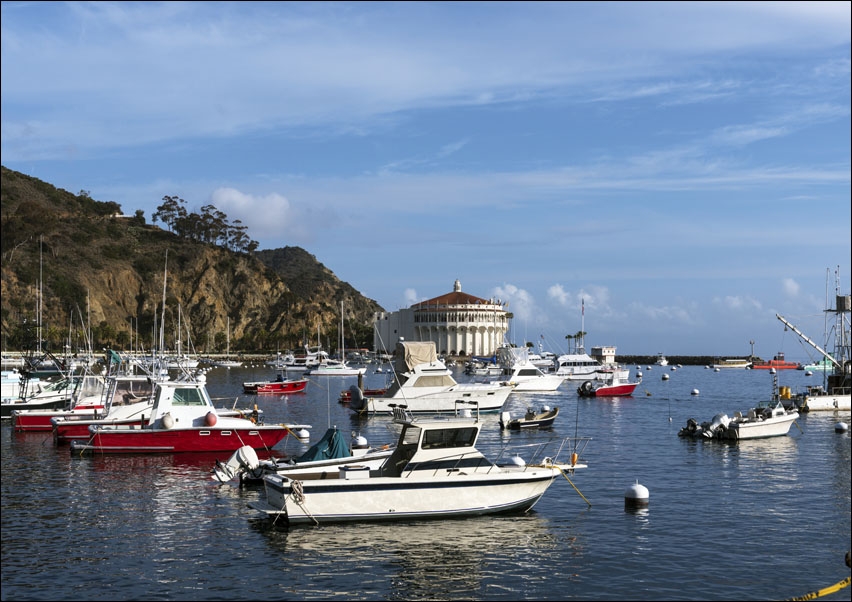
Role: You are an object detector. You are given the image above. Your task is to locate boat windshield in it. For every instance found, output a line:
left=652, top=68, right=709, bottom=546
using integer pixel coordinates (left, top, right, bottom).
left=172, top=386, right=207, bottom=406
left=421, top=427, right=478, bottom=450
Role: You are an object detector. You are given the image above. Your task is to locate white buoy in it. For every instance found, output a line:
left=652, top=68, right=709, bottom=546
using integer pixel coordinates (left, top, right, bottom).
left=691, top=389, right=699, bottom=396
left=625, top=480, right=649, bottom=509
left=662, top=373, right=670, bottom=381
left=805, top=371, right=813, bottom=376
left=294, top=428, right=310, bottom=440
left=714, top=367, right=720, bottom=372
left=636, top=371, right=643, bottom=378
left=835, top=422, right=849, bottom=433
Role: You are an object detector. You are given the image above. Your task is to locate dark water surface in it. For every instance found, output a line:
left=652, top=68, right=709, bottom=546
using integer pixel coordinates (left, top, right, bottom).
left=2, top=364, right=850, bottom=601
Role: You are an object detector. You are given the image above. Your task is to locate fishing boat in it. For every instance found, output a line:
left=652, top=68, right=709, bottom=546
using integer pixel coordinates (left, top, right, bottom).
left=499, top=405, right=559, bottom=430
left=776, top=292, right=850, bottom=412
left=12, top=373, right=110, bottom=432
left=51, top=377, right=260, bottom=444
left=2, top=374, right=78, bottom=419
left=678, top=372, right=800, bottom=440
left=247, top=405, right=590, bottom=526
left=212, top=427, right=395, bottom=485
left=751, top=352, right=801, bottom=370
left=243, top=375, right=308, bottom=394
left=655, top=354, right=669, bottom=367
left=346, top=341, right=515, bottom=414
left=576, top=372, right=640, bottom=397
left=69, top=371, right=306, bottom=454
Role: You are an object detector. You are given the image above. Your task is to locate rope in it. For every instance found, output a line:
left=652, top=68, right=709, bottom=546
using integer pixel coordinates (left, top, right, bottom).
left=288, top=479, right=319, bottom=526
left=786, top=576, right=850, bottom=601
left=529, top=462, right=592, bottom=508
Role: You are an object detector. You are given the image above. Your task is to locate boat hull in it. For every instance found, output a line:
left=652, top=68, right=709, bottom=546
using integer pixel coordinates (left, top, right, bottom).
left=249, top=469, right=560, bottom=525
left=2, top=397, right=69, bottom=419
left=799, top=392, right=851, bottom=412
left=353, top=384, right=513, bottom=414
left=71, top=425, right=289, bottom=454
left=244, top=379, right=308, bottom=394
left=721, top=415, right=798, bottom=440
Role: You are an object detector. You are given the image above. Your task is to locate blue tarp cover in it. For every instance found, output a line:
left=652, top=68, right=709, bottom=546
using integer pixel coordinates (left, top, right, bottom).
left=297, top=427, right=350, bottom=462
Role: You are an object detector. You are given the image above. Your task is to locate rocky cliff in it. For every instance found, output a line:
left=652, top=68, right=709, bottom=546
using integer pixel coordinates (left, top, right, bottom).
left=0, top=166, right=382, bottom=354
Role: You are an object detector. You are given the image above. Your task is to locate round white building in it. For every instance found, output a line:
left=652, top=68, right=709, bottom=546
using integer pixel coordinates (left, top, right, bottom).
left=373, top=279, right=509, bottom=357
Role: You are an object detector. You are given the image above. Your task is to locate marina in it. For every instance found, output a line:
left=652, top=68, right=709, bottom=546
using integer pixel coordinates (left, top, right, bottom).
left=1, top=363, right=849, bottom=600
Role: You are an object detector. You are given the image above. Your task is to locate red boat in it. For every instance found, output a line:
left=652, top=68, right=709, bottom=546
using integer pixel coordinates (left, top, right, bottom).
left=577, top=374, right=640, bottom=397
left=751, top=352, right=801, bottom=370
left=70, top=374, right=305, bottom=454
left=243, top=377, right=308, bottom=394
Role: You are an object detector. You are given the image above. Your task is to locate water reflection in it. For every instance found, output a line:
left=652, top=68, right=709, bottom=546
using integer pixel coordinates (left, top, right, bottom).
left=250, top=514, right=565, bottom=600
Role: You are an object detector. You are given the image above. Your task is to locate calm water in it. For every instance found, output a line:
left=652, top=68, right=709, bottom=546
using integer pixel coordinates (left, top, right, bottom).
left=2, top=364, right=850, bottom=601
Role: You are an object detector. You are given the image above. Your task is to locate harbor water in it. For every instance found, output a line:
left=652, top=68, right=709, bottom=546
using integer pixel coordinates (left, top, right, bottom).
left=2, top=364, right=850, bottom=601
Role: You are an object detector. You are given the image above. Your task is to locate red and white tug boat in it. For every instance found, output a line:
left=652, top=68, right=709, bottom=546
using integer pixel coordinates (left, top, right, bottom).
left=577, top=372, right=641, bottom=397
left=70, top=372, right=308, bottom=454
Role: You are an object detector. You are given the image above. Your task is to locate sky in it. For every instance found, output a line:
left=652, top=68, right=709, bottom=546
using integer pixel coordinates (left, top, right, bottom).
left=2, top=1, right=850, bottom=359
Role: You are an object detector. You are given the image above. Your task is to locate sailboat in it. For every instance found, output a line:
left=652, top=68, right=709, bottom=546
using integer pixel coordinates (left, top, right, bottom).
left=304, top=302, right=367, bottom=376
left=211, top=317, right=242, bottom=368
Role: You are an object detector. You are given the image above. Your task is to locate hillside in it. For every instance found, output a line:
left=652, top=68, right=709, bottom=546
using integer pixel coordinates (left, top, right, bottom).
left=0, top=166, right=383, bottom=355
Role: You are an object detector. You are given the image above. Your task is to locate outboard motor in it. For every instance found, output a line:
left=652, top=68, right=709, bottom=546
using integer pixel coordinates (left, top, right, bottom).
left=213, top=445, right=260, bottom=483
left=701, top=413, right=730, bottom=439
left=499, top=411, right=512, bottom=429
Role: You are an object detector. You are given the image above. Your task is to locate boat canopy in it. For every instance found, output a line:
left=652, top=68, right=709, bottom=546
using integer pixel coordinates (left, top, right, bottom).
left=296, top=427, right=350, bottom=463
left=395, top=341, right=438, bottom=372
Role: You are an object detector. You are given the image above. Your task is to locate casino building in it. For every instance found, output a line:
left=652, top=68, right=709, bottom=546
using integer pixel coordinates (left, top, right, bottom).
left=372, top=280, right=510, bottom=357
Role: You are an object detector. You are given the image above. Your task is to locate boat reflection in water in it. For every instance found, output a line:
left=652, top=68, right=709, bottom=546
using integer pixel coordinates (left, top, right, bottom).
left=249, top=513, right=573, bottom=599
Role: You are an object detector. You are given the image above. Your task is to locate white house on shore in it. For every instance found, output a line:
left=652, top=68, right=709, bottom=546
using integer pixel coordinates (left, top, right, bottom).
left=373, top=280, right=509, bottom=357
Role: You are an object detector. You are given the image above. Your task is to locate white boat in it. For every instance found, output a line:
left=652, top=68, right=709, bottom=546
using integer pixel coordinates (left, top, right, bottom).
left=346, top=341, right=515, bottom=414
left=248, top=405, right=589, bottom=525
left=2, top=374, right=77, bottom=419
left=679, top=399, right=799, bottom=441
left=212, top=427, right=395, bottom=485
left=655, top=354, right=669, bottom=367
left=305, top=361, right=367, bottom=376
left=553, top=351, right=629, bottom=381
left=678, top=372, right=800, bottom=440
left=775, top=284, right=850, bottom=412
left=711, top=358, right=753, bottom=369
left=494, top=346, right=564, bottom=392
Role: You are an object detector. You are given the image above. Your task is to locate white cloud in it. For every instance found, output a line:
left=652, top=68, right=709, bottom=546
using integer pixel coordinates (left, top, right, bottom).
left=782, top=278, right=801, bottom=297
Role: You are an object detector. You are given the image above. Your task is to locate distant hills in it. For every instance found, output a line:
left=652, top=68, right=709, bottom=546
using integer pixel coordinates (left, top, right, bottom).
left=0, top=166, right=383, bottom=355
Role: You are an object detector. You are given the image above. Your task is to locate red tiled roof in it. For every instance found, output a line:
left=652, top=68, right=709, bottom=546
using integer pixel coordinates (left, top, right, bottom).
left=412, top=290, right=491, bottom=308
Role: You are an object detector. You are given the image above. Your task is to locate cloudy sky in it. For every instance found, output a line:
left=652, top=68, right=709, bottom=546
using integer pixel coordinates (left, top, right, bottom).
left=2, top=1, right=850, bottom=358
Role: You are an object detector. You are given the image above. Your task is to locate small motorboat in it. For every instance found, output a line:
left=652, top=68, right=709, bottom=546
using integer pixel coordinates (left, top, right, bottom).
left=499, top=405, right=559, bottom=430
left=577, top=373, right=640, bottom=397
left=243, top=376, right=308, bottom=394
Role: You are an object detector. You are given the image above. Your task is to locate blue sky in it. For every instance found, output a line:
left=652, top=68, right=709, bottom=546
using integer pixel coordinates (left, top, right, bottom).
left=2, top=1, right=850, bottom=358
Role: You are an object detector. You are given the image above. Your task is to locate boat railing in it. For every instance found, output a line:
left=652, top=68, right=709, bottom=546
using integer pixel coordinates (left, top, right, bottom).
left=493, top=436, right=592, bottom=470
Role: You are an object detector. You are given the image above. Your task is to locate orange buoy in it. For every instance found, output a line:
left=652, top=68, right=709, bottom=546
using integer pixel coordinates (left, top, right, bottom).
left=571, top=452, right=578, bottom=466
left=205, top=411, right=217, bottom=427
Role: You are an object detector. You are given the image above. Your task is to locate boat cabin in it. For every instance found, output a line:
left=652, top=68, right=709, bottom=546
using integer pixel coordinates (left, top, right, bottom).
left=377, top=406, right=490, bottom=477
left=145, top=375, right=217, bottom=428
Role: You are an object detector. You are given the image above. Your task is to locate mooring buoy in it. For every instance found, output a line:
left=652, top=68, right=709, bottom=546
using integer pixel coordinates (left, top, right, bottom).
left=625, top=480, right=649, bottom=510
